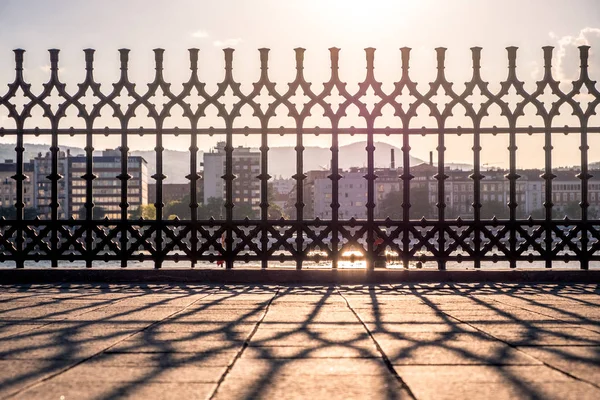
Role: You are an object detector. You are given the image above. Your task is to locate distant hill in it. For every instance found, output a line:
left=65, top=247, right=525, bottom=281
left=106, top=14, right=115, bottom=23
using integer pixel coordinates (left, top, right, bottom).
left=268, top=141, right=425, bottom=178
left=444, top=163, right=474, bottom=171
left=135, top=142, right=426, bottom=182
left=0, top=142, right=456, bottom=183
left=136, top=142, right=426, bottom=182
left=0, top=143, right=85, bottom=163
left=0, top=143, right=195, bottom=183
left=129, top=150, right=202, bottom=184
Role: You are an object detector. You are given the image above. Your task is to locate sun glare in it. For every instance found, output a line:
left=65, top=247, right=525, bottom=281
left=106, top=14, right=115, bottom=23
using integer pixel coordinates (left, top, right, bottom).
left=313, top=0, right=422, bottom=42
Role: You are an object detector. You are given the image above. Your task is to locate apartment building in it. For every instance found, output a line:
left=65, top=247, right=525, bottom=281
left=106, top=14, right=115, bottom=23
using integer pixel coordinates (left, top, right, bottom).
left=32, top=151, right=70, bottom=219
left=312, top=168, right=401, bottom=220
left=295, top=163, right=600, bottom=221
left=33, top=149, right=148, bottom=220
left=68, top=149, right=148, bottom=219
left=203, top=142, right=260, bottom=216
left=0, top=160, right=34, bottom=210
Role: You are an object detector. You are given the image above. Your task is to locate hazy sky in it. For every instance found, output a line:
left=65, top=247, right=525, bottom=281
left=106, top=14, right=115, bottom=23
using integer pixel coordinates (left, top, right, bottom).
left=0, top=0, right=599, bottom=168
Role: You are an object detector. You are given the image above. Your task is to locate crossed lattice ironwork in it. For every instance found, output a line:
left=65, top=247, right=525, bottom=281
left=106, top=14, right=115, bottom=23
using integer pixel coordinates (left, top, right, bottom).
left=0, top=46, right=599, bottom=270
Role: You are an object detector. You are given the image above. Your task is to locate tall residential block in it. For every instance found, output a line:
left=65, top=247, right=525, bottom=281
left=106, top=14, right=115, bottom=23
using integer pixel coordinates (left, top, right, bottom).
left=203, top=142, right=260, bottom=217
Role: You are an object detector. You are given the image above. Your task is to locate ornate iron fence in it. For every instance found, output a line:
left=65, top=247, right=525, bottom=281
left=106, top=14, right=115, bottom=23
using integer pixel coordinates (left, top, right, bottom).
left=0, top=46, right=599, bottom=270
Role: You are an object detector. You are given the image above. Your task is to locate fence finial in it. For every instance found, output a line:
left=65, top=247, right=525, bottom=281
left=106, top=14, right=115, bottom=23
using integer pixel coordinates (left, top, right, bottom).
left=154, top=48, right=164, bottom=70
left=542, top=46, right=554, bottom=77
left=224, top=48, right=234, bottom=72
left=13, top=49, right=25, bottom=72
left=471, top=47, right=482, bottom=70
left=294, top=48, right=305, bottom=70
left=84, top=49, right=95, bottom=71
left=365, top=47, right=375, bottom=72
left=118, top=49, right=130, bottom=71
left=506, top=46, right=519, bottom=78
left=188, top=48, right=199, bottom=71
left=579, top=45, right=590, bottom=72
left=49, top=49, right=60, bottom=71
left=329, top=47, right=340, bottom=71
left=400, top=47, right=411, bottom=75
left=259, top=48, right=269, bottom=72
left=435, top=47, right=446, bottom=70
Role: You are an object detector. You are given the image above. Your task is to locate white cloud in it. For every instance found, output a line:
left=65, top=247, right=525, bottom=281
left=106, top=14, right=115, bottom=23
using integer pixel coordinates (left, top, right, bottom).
left=38, top=65, right=67, bottom=74
left=552, top=27, right=600, bottom=81
left=191, top=30, right=209, bottom=39
left=527, top=61, right=542, bottom=81
left=213, top=38, right=242, bottom=47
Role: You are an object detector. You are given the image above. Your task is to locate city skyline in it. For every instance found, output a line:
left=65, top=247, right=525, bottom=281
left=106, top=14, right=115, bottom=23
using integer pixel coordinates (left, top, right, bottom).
left=1, top=0, right=599, bottom=169
left=2, top=141, right=598, bottom=221
left=2, top=139, right=600, bottom=172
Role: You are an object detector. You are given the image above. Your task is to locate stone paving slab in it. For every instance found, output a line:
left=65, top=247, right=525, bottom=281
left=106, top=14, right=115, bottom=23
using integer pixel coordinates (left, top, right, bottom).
left=12, top=381, right=218, bottom=400
left=393, top=365, right=600, bottom=400
left=0, top=282, right=599, bottom=399
left=515, top=346, right=600, bottom=385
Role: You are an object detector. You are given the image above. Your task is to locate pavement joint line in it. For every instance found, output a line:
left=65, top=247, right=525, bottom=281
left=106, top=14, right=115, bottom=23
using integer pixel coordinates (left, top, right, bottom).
left=2, top=289, right=219, bottom=400
left=514, top=344, right=600, bottom=347
left=2, top=284, right=598, bottom=398
left=1, top=287, right=166, bottom=341
left=431, top=302, right=600, bottom=391
left=336, top=286, right=418, bottom=400
left=0, top=283, right=218, bottom=336
left=208, top=287, right=281, bottom=400
left=489, top=296, right=600, bottom=335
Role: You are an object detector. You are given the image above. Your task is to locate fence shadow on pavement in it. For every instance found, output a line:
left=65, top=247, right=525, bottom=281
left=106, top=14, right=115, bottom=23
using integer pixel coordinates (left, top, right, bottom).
left=0, top=283, right=598, bottom=399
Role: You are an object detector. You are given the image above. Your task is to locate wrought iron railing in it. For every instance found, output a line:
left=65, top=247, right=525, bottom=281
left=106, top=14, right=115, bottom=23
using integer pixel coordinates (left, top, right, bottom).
left=0, top=46, right=599, bottom=270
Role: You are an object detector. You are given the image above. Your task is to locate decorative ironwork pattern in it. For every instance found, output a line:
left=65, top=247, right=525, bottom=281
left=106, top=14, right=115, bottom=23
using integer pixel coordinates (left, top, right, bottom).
left=0, top=46, right=599, bottom=270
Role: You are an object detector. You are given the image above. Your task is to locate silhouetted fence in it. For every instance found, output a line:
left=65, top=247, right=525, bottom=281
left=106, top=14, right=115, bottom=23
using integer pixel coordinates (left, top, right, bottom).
left=0, top=46, right=598, bottom=270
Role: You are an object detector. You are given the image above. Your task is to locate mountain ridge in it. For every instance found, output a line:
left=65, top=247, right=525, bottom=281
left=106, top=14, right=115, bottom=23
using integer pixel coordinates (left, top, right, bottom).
left=0, top=142, right=483, bottom=184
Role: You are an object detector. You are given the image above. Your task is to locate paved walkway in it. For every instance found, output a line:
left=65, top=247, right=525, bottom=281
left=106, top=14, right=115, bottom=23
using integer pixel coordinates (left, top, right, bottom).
left=0, top=283, right=599, bottom=399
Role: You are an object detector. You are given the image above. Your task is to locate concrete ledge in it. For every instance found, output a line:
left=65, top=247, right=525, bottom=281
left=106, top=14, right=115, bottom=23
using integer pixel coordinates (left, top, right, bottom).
left=0, top=268, right=599, bottom=284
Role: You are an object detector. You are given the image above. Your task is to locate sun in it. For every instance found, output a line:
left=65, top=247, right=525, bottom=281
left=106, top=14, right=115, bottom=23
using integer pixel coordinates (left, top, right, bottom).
left=311, top=0, right=423, bottom=44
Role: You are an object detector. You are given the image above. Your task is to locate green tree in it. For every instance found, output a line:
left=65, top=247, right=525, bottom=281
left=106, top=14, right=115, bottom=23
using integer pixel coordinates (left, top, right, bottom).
left=233, top=203, right=257, bottom=219
left=199, top=197, right=226, bottom=219
left=0, top=207, right=40, bottom=220
left=562, top=202, right=581, bottom=219
left=24, top=208, right=40, bottom=220
left=268, top=204, right=284, bottom=219
left=445, top=205, right=461, bottom=219
left=379, top=187, right=434, bottom=220
left=195, top=197, right=259, bottom=220
left=129, top=204, right=156, bottom=220
left=77, top=206, right=107, bottom=220
left=480, top=201, right=508, bottom=219
left=411, top=186, right=434, bottom=219
left=267, top=182, right=286, bottom=219
left=530, top=207, right=562, bottom=219
left=164, top=199, right=191, bottom=220
left=379, top=190, right=403, bottom=219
